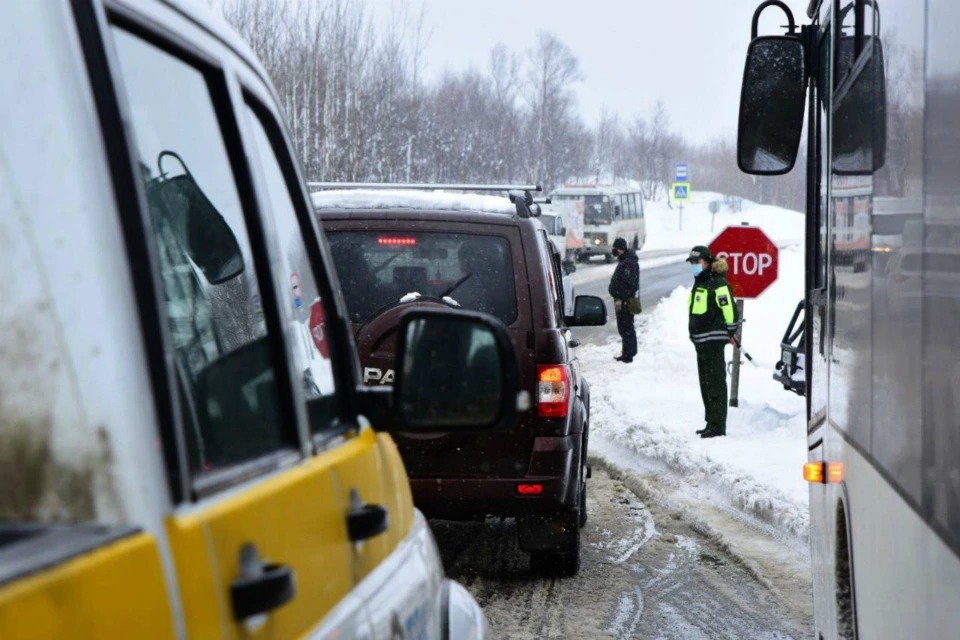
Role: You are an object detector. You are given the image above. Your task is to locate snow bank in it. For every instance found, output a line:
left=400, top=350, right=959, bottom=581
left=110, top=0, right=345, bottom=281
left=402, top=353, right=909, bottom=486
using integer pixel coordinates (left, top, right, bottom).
left=311, top=189, right=517, bottom=214
left=643, top=193, right=805, bottom=253
left=578, top=246, right=810, bottom=539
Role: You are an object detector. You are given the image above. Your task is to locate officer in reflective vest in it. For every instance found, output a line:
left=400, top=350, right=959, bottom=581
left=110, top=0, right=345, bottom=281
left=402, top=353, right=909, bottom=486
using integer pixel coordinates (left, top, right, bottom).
left=686, top=245, right=740, bottom=438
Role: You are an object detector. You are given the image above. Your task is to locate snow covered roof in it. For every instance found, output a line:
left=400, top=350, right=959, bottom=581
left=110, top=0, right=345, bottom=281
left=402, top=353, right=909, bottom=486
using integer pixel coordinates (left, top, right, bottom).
left=311, top=189, right=518, bottom=215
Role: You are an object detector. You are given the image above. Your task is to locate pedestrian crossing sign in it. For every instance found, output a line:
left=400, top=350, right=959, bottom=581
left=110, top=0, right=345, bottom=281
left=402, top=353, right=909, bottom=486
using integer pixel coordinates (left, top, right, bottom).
left=672, top=182, right=691, bottom=201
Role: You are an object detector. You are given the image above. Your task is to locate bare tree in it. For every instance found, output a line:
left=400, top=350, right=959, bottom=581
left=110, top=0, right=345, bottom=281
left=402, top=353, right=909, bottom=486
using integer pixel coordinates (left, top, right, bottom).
left=526, top=32, right=584, bottom=190
left=218, top=2, right=802, bottom=210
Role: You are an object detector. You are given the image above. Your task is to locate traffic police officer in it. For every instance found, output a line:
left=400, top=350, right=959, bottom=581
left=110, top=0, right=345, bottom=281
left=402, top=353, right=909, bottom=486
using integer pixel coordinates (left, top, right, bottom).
left=609, top=237, right=641, bottom=363
left=686, top=245, right=739, bottom=438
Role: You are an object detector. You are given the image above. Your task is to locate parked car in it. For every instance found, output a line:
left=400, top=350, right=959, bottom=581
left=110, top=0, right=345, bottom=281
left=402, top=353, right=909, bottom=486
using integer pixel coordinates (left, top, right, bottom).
left=313, top=185, right=608, bottom=576
left=0, top=2, right=505, bottom=637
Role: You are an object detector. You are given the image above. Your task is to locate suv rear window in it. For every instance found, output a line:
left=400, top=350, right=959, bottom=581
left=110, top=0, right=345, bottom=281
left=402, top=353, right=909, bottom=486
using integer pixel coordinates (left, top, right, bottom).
left=326, top=231, right=517, bottom=325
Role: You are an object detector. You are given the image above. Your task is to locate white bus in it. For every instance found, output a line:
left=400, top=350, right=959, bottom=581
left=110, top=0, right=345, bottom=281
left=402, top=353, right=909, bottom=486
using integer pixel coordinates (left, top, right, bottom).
left=550, top=184, right=646, bottom=262
left=738, top=0, right=960, bottom=637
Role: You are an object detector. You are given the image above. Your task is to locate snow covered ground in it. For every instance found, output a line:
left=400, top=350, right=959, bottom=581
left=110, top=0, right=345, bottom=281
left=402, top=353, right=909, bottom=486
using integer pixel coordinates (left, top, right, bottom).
left=578, top=244, right=810, bottom=540
left=643, top=190, right=806, bottom=253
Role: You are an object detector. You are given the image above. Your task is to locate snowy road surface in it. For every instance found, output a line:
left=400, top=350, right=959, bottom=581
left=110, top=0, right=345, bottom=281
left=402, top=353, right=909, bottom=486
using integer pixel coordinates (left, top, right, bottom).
left=570, top=256, right=691, bottom=347
left=430, top=465, right=811, bottom=639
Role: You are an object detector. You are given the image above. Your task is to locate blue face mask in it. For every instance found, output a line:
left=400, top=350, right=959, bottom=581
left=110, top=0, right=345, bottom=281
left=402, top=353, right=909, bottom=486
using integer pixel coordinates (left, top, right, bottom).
left=690, top=263, right=704, bottom=276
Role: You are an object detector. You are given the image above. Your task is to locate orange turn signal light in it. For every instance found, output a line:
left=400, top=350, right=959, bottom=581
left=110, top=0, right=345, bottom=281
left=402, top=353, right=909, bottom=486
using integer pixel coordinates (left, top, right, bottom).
left=803, top=462, right=824, bottom=483
left=804, top=462, right=845, bottom=484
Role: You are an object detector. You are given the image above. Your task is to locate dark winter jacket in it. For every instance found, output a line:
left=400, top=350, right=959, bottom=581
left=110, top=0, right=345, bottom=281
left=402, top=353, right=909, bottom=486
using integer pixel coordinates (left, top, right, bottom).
left=688, top=258, right=740, bottom=345
left=608, top=250, right=640, bottom=301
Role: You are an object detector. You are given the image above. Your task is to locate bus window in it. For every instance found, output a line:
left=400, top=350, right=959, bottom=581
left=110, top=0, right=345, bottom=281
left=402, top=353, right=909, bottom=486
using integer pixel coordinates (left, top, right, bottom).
left=583, top=195, right=611, bottom=225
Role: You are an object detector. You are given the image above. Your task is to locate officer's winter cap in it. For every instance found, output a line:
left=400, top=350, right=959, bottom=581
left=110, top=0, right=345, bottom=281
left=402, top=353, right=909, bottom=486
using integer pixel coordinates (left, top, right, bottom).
left=686, top=245, right=713, bottom=262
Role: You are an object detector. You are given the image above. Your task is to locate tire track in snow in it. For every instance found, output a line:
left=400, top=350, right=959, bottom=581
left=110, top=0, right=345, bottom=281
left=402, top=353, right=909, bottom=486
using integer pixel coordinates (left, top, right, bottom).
left=427, top=468, right=810, bottom=639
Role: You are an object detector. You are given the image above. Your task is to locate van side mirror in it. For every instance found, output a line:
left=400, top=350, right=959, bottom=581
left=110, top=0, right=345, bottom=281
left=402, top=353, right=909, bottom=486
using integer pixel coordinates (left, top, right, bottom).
left=565, top=295, right=607, bottom=327
left=391, top=309, right=520, bottom=431
left=559, top=226, right=567, bottom=238
left=737, top=36, right=806, bottom=175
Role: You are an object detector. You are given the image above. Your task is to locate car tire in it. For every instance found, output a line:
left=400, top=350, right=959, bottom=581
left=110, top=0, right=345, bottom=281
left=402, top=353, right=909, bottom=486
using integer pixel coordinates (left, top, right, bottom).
left=604, top=252, right=613, bottom=263
left=529, top=511, right=581, bottom=577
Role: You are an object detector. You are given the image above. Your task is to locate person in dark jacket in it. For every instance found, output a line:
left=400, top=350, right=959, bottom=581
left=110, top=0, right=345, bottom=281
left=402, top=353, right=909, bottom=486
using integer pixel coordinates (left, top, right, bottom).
left=686, top=245, right=740, bottom=438
left=608, top=237, right=641, bottom=363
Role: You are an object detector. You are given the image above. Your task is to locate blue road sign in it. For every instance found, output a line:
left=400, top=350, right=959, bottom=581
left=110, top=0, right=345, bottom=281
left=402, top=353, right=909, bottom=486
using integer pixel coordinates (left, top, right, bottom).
left=672, top=182, right=691, bottom=201
left=675, top=162, right=688, bottom=181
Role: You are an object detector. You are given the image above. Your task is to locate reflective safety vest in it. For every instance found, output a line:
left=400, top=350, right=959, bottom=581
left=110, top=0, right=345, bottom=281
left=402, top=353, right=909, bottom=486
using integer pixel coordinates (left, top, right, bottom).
left=688, top=273, right=739, bottom=345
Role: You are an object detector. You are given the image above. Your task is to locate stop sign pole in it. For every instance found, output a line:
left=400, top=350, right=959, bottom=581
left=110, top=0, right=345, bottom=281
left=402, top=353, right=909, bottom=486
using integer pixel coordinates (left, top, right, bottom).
left=708, top=225, right=779, bottom=407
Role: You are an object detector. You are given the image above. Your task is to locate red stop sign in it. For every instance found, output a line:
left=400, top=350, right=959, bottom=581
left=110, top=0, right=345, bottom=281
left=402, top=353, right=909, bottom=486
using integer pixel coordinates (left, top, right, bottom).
left=709, top=226, right=779, bottom=298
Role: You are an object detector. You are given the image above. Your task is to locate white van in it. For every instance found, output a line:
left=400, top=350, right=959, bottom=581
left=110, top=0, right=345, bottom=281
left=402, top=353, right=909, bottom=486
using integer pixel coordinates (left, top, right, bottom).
left=0, top=2, right=515, bottom=638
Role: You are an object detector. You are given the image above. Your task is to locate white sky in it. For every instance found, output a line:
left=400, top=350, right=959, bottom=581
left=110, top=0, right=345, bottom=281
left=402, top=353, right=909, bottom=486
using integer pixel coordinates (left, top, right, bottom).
left=365, top=0, right=811, bottom=144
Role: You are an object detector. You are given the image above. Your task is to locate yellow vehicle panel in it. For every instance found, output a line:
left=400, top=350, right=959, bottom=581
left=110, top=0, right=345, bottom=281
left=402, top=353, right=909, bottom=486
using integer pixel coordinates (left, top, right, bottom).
left=0, top=532, right=174, bottom=640
left=166, top=461, right=351, bottom=639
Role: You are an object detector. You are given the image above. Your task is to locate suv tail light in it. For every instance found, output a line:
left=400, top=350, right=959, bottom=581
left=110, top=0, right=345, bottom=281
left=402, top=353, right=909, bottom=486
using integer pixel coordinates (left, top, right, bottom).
left=537, top=365, right=570, bottom=418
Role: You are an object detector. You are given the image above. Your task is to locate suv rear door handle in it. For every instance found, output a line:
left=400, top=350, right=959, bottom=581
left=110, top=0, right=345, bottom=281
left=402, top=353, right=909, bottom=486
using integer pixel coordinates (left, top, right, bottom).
left=347, top=488, right=389, bottom=542
left=230, top=544, right=296, bottom=621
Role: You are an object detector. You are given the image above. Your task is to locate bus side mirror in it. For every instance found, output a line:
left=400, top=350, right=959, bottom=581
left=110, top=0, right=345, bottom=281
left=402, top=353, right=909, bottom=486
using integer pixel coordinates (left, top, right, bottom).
left=832, top=37, right=887, bottom=175
left=614, top=205, right=621, bottom=217
left=737, top=36, right=806, bottom=175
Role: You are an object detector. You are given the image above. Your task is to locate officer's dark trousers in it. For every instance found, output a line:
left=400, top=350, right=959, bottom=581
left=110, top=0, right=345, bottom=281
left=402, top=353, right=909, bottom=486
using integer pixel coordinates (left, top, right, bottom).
left=695, top=342, right=727, bottom=432
left=616, top=310, right=637, bottom=359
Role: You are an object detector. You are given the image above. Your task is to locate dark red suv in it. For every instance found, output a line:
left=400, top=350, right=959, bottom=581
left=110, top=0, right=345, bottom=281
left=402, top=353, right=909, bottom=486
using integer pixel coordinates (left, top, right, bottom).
left=313, top=186, right=607, bottom=574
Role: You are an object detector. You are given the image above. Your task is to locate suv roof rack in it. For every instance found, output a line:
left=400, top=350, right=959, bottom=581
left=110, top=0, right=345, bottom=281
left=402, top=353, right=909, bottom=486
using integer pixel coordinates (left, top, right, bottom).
left=307, top=182, right=544, bottom=218
left=307, top=182, right=541, bottom=192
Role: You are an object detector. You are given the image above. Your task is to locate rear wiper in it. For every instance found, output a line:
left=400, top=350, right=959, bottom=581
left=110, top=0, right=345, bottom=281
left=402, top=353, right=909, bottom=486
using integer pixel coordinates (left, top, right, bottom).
left=439, top=272, right=473, bottom=298
left=372, top=251, right=403, bottom=274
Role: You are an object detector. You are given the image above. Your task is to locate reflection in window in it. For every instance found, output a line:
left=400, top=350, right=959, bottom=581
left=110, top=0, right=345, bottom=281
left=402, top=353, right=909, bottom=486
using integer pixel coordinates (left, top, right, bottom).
left=244, top=104, right=339, bottom=433
left=111, top=28, right=291, bottom=473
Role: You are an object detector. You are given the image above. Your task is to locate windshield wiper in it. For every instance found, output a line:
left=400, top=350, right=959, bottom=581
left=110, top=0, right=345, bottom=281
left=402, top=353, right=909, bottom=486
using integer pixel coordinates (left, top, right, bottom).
left=439, top=272, right=473, bottom=298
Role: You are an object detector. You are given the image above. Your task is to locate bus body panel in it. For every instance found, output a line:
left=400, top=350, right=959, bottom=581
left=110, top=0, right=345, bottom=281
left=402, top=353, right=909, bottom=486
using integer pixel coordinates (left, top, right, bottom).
left=782, top=0, right=960, bottom=636
left=842, top=443, right=960, bottom=638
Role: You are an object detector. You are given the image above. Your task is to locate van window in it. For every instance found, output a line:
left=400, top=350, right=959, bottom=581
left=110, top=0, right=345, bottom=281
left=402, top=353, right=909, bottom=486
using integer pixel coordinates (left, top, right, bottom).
left=243, top=104, right=339, bottom=432
left=326, top=231, right=518, bottom=325
left=111, top=29, right=294, bottom=473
